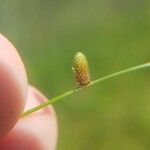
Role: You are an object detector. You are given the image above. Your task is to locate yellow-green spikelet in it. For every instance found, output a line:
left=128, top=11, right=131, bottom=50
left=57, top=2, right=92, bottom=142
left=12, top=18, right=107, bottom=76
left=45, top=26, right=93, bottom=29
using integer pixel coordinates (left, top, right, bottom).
left=73, top=52, right=91, bottom=87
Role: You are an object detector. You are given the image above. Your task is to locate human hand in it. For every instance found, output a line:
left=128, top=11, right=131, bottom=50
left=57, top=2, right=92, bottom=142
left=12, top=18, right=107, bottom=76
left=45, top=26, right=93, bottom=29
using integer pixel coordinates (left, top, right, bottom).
left=0, top=33, right=57, bottom=150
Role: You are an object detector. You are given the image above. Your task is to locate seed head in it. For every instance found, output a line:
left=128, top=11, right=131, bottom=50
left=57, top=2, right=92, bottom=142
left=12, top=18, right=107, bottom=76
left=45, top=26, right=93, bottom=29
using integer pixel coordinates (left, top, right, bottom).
left=73, top=52, right=91, bottom=87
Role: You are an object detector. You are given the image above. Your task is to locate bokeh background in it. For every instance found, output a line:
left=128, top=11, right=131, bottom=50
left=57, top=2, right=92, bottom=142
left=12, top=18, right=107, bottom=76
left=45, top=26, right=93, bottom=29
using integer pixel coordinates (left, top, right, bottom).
left=0, top=0, right=150, bottom=149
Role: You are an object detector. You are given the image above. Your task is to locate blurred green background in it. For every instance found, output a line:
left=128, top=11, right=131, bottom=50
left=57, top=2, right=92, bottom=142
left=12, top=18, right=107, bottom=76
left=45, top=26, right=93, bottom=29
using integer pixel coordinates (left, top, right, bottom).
left=0, top=0, right=150, bottom=149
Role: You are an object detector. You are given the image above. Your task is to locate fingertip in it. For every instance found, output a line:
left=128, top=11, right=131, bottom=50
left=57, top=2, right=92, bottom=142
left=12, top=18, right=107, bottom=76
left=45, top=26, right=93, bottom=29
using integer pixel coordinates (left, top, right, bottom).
left=0, top=33, right=28, bottom=137
left=0, top=86, right=58, bottom=150
left=22, top=86, right=58, bottom=149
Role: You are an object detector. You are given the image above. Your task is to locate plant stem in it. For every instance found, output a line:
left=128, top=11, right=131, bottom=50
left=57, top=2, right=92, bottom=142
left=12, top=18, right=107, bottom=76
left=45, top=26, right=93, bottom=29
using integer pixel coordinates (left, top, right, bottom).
left=21, top=62, right=150, bottom=118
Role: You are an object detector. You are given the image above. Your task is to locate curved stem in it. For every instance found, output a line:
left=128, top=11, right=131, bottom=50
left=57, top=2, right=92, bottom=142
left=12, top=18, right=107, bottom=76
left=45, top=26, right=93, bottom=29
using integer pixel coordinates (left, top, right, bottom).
left=21, top=62, right=150, bottom=118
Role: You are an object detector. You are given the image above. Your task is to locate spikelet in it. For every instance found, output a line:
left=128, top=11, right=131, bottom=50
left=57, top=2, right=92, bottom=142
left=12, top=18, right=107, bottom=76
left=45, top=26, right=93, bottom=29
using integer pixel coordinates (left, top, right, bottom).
left=73, top=52, right=91, bottom=87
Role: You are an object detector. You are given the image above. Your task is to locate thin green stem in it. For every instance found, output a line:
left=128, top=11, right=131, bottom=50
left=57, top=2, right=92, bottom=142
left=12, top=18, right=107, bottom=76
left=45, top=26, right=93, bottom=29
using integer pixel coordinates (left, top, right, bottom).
left=21, top=62, right=150, bottom=118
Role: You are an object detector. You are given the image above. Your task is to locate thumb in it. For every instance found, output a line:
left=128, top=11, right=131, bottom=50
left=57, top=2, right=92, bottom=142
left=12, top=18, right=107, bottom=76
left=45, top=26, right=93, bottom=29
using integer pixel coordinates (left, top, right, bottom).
left=0, top=33, right=28, bottom=137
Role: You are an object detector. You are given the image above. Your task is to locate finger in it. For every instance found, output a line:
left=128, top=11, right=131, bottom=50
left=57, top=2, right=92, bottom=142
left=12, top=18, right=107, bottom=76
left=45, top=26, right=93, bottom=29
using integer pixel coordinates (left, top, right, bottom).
left=0, top=86, right=58, bottom=150
left=0, top=33, right=28, bottom=137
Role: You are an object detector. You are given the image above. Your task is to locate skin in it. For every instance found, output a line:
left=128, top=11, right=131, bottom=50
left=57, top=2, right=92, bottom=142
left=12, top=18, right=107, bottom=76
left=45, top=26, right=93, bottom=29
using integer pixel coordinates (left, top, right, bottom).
left=0, top=33, right=57, bottom=149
